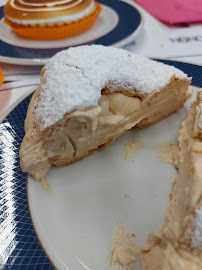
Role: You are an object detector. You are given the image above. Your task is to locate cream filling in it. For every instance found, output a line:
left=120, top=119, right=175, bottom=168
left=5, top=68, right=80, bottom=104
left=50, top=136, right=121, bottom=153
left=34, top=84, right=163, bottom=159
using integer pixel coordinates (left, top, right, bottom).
left=124, top=141, right=145, bottom=162
left=141, top=243, right=202, bottom=270
left=158, top=144, right=179, bottom=168
left=6, top=1, right=95, bottom=25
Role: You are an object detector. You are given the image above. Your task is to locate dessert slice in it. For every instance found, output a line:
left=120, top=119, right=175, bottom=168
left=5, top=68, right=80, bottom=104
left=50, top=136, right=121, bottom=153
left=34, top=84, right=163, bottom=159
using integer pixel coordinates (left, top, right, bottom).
left=19, top=45, right=191, bottom=181
left=141, top=92, right=202, bottom=270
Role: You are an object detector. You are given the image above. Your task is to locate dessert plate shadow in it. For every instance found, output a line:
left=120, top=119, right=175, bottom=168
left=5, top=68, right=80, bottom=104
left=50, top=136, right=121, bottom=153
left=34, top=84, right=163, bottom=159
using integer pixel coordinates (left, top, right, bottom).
left=0, top=0, right=143, bottom=65
left=1, top=60, right=202, bottom=270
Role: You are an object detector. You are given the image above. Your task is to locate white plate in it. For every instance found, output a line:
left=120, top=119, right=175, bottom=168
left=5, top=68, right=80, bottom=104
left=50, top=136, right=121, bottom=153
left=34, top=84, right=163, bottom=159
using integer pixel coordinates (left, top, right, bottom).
left=27, top=91, right=196, bottom=270
left=1, top=60, right=201, bottom=269
left=27, top=117, right=181, bottom=270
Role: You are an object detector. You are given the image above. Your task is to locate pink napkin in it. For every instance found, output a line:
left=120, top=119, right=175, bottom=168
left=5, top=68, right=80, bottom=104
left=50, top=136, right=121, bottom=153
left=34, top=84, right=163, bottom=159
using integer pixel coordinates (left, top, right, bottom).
left=135, top=0, right=202, bottom=24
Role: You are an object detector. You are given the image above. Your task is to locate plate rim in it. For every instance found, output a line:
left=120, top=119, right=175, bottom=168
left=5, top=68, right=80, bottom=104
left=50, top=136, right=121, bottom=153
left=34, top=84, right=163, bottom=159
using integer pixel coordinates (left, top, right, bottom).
left=0, top=0, right=144, bottom=66
left=26, top=179, right=58, bottom=270
left=0, top=86, right=36, bottom=123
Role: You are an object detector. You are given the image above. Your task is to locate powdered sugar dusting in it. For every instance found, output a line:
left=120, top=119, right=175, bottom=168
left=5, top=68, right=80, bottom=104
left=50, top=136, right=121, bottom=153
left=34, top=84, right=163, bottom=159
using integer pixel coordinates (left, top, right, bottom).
left=184, top=201, right=202, bottom=252
left=192, top=206, right=202, bottom=250
left=34, top=45, right=188, bottom=130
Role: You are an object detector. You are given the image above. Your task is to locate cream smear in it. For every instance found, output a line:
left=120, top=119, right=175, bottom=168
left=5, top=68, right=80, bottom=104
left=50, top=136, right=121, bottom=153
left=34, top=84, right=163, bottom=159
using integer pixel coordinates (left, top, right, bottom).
left=110, top=221, right=140, bottom=270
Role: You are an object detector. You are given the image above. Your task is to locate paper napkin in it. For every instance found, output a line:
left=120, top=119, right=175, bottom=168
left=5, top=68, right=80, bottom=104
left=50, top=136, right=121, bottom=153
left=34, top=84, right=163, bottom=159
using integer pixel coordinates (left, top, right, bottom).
left=135, top=0, right=202, bottom=24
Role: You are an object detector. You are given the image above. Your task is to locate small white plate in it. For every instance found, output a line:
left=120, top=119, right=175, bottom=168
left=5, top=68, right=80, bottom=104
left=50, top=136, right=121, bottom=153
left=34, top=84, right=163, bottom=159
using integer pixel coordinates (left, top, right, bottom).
left=0, top=0, right=143, bottom=65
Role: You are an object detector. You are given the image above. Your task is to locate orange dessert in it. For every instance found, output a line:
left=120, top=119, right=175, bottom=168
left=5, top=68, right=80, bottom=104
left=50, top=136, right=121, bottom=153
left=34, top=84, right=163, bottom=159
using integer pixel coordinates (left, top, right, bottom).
left=4, top=0, right=102, bottom=40
left=0, top=68, right=4, bottom=87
